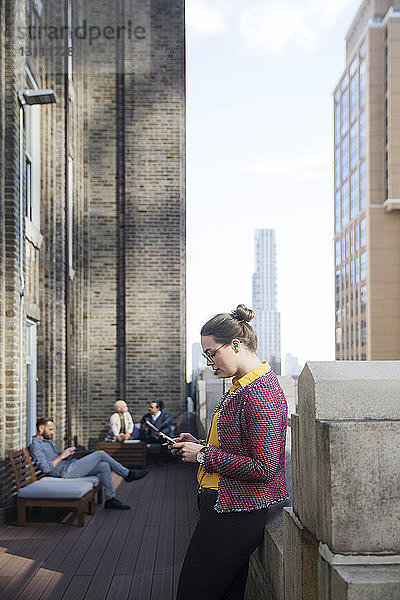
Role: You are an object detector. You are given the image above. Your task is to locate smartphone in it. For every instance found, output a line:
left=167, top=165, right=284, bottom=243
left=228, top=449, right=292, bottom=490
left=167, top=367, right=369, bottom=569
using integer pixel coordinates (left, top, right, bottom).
left=145, top=420, right=177, bottom=445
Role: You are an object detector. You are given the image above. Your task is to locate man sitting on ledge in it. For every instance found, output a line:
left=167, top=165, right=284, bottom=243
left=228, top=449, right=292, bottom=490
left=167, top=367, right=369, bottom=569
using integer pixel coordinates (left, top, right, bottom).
left=30, top=417, right=148, bottom=510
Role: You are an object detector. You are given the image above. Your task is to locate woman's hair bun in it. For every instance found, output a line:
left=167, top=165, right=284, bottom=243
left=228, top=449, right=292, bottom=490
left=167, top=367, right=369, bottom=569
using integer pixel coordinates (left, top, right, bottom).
left=231, top=304, right=255, bottom=323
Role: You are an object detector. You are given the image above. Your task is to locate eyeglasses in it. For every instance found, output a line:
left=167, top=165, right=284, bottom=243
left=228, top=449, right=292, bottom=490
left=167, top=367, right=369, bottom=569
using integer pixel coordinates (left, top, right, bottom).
left=202, top=343, right=228, bottom=365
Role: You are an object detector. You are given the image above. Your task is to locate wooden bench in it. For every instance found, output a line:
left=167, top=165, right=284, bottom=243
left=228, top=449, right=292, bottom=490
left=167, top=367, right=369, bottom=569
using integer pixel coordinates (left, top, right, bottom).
left=96, top=441, right=147, bottom=468
left=9, top=448, right=102, bottom=527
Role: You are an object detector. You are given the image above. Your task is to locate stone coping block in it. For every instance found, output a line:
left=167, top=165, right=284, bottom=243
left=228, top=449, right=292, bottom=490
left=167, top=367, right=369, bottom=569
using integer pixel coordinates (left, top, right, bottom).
left=319, top=554, right=400, bottom=599
left=314, top=420, right=400, bottom=553
left=298, top=361, right=400, bottom=421
left=283, top=507, right=318, bottom=600
left=294, top=361, right=400, bottom=552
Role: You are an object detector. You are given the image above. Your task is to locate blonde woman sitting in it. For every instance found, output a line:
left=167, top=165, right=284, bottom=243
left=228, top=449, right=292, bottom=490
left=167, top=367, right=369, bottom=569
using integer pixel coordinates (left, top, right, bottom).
left=108, top=400, right=138, bottom=442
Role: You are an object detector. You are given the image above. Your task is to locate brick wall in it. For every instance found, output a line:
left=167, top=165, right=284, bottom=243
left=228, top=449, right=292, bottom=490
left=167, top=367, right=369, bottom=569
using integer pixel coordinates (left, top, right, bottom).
left=0, top=0, right=185, bottom=511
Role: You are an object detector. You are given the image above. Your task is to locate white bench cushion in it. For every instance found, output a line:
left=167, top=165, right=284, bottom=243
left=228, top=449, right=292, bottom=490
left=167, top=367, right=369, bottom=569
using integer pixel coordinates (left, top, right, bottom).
left=18, top=479, right=92, bottom=499
left=40, top=476, right=100, bottom=487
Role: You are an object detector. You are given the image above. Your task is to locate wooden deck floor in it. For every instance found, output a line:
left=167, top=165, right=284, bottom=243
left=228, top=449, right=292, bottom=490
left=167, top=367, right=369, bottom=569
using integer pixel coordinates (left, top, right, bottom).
left=0, top=462, right=198, bottom=600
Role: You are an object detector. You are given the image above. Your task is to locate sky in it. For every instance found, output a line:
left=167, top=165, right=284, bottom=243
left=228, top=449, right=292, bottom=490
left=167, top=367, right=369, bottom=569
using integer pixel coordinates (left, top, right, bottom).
left=185, top=0, right=362, bottom=377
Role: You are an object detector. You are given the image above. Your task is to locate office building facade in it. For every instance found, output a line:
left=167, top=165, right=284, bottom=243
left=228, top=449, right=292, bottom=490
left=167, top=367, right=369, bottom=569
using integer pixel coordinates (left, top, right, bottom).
left=334, top=0, right=400, bottom=360
left=252, top=229, right=281, bottom=374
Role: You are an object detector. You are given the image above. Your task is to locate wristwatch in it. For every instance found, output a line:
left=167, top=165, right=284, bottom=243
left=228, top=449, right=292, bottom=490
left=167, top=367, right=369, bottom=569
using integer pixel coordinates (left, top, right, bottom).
left=196, top=447, right=206, bottom=465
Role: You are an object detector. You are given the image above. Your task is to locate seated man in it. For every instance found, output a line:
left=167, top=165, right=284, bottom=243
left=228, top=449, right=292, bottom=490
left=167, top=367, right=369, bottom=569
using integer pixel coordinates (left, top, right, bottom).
left=30, top=417, right=148, bottom=510
left=107, top=400, right=139, bottom=442
left=139, top=400, right=173, bottom=444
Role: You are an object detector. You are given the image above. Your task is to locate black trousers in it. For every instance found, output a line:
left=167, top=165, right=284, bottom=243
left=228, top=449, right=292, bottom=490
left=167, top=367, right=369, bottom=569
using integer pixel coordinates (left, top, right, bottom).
left=176, top=490, right=268, bottom=600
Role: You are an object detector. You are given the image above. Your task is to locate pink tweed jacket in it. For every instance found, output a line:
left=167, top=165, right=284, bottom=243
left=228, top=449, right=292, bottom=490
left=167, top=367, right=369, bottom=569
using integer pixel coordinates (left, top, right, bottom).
left=202, top=370, right=288, bottom=513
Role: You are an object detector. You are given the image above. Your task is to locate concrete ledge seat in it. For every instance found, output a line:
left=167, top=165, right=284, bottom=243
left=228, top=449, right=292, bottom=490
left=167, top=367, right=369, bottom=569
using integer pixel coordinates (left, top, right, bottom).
left=18, top=479, right=93, bottom=499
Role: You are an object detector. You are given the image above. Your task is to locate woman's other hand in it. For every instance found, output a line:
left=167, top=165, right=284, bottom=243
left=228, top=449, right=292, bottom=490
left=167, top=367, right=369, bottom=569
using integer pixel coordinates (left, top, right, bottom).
left=174, top=432, right=199, bottom=444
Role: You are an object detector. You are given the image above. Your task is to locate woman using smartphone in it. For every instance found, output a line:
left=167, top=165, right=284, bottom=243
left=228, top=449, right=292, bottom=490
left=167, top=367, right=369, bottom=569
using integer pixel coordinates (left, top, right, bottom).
left=172, top=304, right=288, bottom=600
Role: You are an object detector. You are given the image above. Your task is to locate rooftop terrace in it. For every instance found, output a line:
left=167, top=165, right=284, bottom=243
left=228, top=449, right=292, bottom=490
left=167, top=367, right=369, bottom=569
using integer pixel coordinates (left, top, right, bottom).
left=0, top=462, right=198, bottom=600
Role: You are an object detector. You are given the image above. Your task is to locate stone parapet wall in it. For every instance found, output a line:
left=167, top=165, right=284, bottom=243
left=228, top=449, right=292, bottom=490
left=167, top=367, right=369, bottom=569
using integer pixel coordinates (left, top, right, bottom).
left=244, top=361, right=400, bottom=599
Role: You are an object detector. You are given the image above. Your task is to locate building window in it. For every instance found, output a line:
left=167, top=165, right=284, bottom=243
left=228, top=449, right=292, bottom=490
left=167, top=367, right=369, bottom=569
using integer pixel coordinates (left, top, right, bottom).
left=341, top=88, right=349, bottom=137
left=335, top=241, right=341, bottom=266
left=360, top=251, right=367, bottom=281
left=355, top=256, right=360, bottom=283
left=335, top=147, right=341, bottom=190
left=350, top=122, right=358, bottom=171
left=359, top=41, right=366, bottom=59
left=26, top=321, right=37, bottom=445
left=350, top=228, right=354, bottom=254
left=359, top=110, right=366, bottom=160
left=385, top=150, right=388, bottom=200
left=360, top=217, right=366, bottom=248
left=350, top=56, right=358, bottom=76
left=346, top=231, right=350, bottom=258
left=336, top=300, right=341, bottom=323
left=341, top=237, right=345, bottom=263
left=350, top=73, right=358, bottom=123
left=384, top=97, right=388, bottom=146
left=361, top=319, right=366, bottom=347
left=341, top=180, right=349, bottom=227
left=350, top=260, right=354, bottom=286
left=336, top=328, right=342, bottom=353
left=24, top=74, right=41, bottom=227
left=341, top=73, right=349, bottom=92
left=384, top=44, right=388, bottom=93
left=334, top=103, right=340, bottom=146
left=360, top=285, right=367, bottom=313
left=68, top=155, right=74, bottom=271
left=350, top=170, right=359, bottom=219
left=335, top=190, right=341, bottom=233
left=336, top=270, right=340, bottom=294
left=341, top=135, right=349, bottom=181
left=26, top=0, right=40, bottom=59
left=359, top=60, right=366, bottom=109
left=67, top=0, right=73, bottom=81
left=346, top=263, right=350, bottom=288
left=359, top=161, right=366, bottom=210
left=355, top=222, right=359, bottom=250
left=25, top=155, right=32, bottom=220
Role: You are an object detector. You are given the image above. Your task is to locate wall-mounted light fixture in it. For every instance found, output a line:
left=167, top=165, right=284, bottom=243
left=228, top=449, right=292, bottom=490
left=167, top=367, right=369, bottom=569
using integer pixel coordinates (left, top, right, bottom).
left=18, top=88, right=57, bottom=106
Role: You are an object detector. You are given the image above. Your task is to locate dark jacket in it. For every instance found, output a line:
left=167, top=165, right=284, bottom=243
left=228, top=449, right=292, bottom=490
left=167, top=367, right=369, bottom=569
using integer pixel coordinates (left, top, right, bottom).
left=140, top=410, right=173, bottom=443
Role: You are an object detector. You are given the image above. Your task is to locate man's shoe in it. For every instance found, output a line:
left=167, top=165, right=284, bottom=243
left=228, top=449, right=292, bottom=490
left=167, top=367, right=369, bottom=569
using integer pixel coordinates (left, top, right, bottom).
left=104, top=498, right=130, bottom=510
left=124, top=469, right=149, bottom=483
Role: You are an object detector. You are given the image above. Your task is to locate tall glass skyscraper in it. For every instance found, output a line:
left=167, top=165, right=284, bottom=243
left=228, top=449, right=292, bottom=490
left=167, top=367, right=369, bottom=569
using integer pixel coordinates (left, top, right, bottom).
left=252, top=229, right=281, bottom=374
left=334, top=1, right=400, bottom=361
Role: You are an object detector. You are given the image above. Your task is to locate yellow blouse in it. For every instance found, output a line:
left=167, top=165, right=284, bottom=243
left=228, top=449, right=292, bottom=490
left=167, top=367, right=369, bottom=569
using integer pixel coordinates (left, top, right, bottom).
left=197, top=361, right=271, bottom=489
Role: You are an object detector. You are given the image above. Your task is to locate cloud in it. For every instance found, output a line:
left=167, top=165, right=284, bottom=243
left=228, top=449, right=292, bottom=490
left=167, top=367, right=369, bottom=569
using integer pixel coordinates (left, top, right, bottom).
left=239, top=0, right=350, bottom=53
left=186, top=0, right=351, bottom=53
left=185, top=0, right=231, bottom=35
